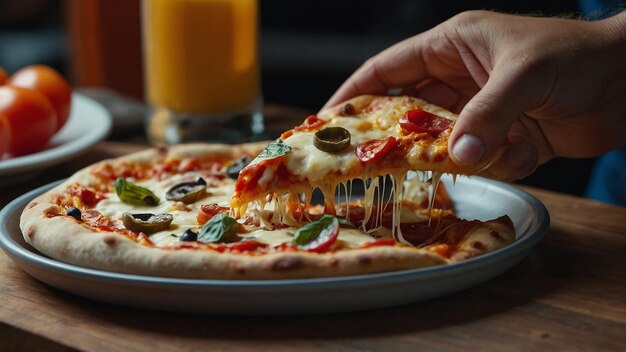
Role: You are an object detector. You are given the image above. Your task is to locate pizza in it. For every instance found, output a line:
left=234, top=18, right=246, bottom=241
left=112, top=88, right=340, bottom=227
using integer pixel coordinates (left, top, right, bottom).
left=19, top=96, right=515, bottom=280
left=231, top=95, right=503, bottom=242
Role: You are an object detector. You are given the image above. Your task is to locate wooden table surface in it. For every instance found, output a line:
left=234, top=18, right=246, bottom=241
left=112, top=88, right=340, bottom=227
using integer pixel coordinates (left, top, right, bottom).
left=1, top=141, right=625, bottom=352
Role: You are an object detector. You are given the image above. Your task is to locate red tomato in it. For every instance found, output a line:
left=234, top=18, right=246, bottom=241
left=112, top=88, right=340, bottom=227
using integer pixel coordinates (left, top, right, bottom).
left=399, top=109, right=452, bottom=137
left=0, top=67, right=8, bottom=85
left=197, top=204, right=229, bottom=225
left=0, top=112, right=11, bottom=156
left=226, top=240, right=268, bottom=252
left=355, top=137, right=397, bottom=163
left=359, top=238, right=396, bottom=248
left=9, top=65, right=72, bottom=132
left=296, top=218, right=339, bottom=253
left=0, top=86, right=57, bottom=156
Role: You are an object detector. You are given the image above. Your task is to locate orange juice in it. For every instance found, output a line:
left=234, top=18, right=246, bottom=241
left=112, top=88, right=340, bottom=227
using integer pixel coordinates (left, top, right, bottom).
left=143, top=0, right=259, bottom=113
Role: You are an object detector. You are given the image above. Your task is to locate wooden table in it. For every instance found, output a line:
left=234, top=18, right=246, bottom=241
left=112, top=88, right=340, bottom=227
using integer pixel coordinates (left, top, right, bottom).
left=1, top=141, right=625, bottom=352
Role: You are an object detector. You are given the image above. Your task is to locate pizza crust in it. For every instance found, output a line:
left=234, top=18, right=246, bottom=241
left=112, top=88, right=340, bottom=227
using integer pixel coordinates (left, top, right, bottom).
left=448, top=216, right=515, bottom=262
left=21, top=194, right=446, bottom=279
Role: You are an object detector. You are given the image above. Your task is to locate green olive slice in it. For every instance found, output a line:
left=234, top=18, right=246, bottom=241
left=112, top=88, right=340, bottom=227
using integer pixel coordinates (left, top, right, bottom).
left=166, top=177, right=207, bottom=203
left=314, top=127, right=351, bottom=153
left=122, top=212, right=173, bottom=234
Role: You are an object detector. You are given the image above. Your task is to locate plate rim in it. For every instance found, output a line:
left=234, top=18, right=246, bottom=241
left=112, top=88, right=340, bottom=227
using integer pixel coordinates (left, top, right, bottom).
left=0, top=93, right=112, bottom=175
left=0, top=177, right=550, bottom=289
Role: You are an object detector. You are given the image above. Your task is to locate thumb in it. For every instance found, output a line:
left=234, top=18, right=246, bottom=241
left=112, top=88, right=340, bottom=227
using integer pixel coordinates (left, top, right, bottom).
left=449, top=61, right=550, bottom=167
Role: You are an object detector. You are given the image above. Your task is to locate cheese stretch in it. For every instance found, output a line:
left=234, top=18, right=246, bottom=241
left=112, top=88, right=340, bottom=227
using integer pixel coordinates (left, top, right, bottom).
left=95, top=168, right=442, bottom=248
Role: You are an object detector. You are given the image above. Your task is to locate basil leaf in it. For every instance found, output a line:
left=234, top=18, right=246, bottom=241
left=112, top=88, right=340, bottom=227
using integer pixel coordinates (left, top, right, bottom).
left=257, top=139, right=292, bottom=159
left=292, top=215, right=339, bottom=246
left=198, top=213, right=239, bottom=243
left=115, top=178, right=160, bottom=206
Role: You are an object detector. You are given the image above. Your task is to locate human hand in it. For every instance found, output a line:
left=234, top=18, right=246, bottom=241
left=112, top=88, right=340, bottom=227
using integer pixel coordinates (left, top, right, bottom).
left=325, top=10, right=626, bottom=181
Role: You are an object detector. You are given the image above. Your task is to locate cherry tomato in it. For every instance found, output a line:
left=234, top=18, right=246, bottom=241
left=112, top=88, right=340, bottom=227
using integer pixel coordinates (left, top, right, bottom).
left=355, top=137, right=397, bottom=163
left=9, top=65, right=72, bottom=132
left=0, top=67, right=8, bottom=85
left=197, top=204, right=229, bottom=225
left=0, top=112, right=11, bottom=156
left=294, top=216, right=340, bottom=253
left=0, top=86, right=56, bottom=156
left=399, top=109, right=452, bottom=137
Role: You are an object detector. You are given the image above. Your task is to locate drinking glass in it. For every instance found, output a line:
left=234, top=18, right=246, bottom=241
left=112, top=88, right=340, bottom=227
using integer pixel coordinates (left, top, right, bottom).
left=142, top=0, right=263, bottom=144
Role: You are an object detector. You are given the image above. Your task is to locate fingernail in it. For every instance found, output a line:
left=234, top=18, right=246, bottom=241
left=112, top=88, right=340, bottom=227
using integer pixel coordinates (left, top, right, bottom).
left=452, top=134, right=485, bottom=166
left=508, top=144, right=537, bottom=170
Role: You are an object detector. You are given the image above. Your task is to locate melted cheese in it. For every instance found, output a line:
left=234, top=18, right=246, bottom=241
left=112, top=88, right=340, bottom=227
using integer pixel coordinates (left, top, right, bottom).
left=283, top=117, right=390, bottom=181
left=242, top=227, right=376, bottom=248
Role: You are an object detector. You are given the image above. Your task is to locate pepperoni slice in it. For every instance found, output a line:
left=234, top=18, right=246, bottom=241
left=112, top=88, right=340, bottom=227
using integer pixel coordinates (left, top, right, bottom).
left=355, top=137, right=397, bottom=163
left=399, top=109, right=452, bottom=137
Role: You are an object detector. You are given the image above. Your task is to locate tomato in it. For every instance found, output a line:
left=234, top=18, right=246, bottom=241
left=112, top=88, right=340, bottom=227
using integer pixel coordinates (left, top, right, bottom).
left=0, top=86, right=56, bottom=156
left=399, top=109, right=452, bottom=137
left=0, top=112, right=11, bottom=156
left=197, top=204, right=229, bottom=225
left=355, top=137, right=397, bottom=163
left=226, top=240, right=267, bottom=252
left=9, top=65, right=72, bottom=132
left=0, top=67, right=8, bottom=85
left=294, top=215, right=339, bottom=253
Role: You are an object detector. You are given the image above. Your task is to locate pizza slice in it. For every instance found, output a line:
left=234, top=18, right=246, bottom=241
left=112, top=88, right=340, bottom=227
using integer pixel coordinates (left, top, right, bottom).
left=230, top=95, right=503, bottom=241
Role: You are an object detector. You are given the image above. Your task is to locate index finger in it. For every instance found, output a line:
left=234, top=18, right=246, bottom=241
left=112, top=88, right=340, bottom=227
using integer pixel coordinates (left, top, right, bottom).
left=323, top=34, right=431, bottom=109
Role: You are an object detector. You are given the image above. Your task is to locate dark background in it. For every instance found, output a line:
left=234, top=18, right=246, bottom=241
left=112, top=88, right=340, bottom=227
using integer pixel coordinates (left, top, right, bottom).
left=0, top=0, right=602, bottom=196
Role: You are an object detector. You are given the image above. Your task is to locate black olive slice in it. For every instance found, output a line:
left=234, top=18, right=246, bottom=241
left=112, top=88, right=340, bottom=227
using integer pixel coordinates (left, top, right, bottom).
left=166, top=177, right=207, bottom=203
left=66, top=206, right=81, bottom=221
left=226, top=156, right=252, bottom=179
left=314, top=127, right=351, bottom=153
left=122, top=212, right=173, bottom=234
left=180, top=229, right=198, bottom=242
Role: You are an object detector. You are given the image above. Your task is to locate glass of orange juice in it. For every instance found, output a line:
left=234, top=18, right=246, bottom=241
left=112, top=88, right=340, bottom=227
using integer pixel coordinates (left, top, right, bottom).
left=142, top=0, right=263, bottom=144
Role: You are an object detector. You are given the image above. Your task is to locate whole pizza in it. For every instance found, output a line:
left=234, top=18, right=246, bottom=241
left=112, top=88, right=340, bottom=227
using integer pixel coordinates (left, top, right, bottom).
left=20, top=95, right=515, bottom=279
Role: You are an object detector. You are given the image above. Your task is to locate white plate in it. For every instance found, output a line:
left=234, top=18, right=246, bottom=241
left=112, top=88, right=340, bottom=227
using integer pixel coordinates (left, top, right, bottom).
left=0, top=93, right=112, bottom=184
left=0, top=176, right=549, bottom=315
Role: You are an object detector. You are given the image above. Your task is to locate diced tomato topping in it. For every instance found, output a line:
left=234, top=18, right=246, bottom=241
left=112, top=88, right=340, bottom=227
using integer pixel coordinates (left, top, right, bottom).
left=197, top=204, right=229, bottom=225
left=294, top=115, right=328, bottom=132
left=274, top=242, right=298, bottom=251
left=355, top=137, right=397, bottom=164
left=359, top=238, right=396, bottom=248
left=67, top=184, right=106, bottom=207
left=280, top=130, right=295, bottom=139
left=399, top=109, right=452, bottom=137
left=226, top=240, right=268, bottom=252
left=81, top=209, right=118, bottom=232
